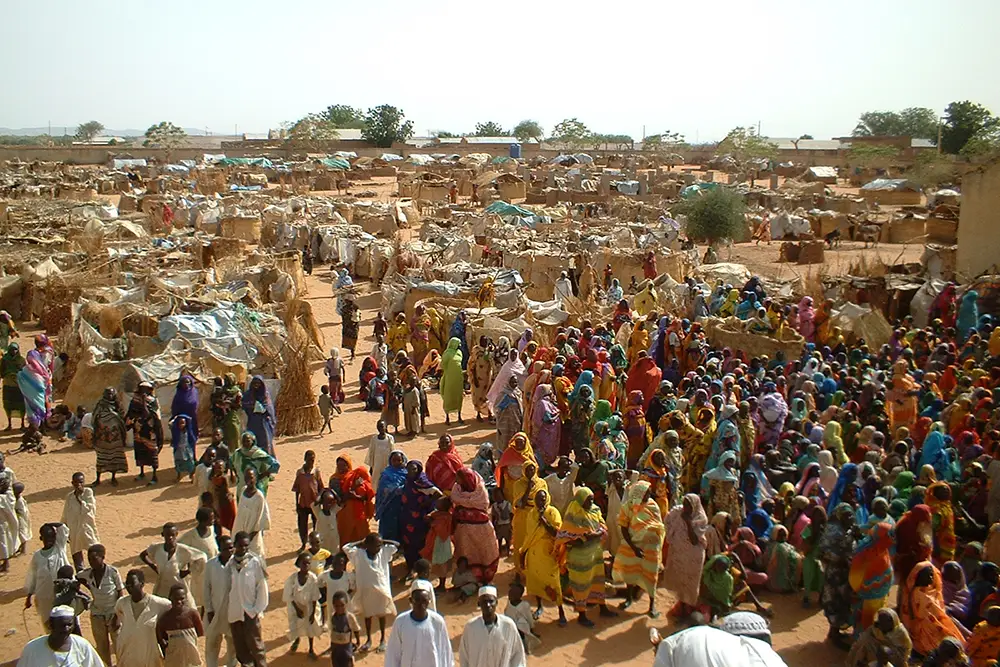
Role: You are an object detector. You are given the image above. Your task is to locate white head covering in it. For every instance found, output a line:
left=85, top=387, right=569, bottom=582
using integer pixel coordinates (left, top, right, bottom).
left=50, top=605, right=75, bottom=620
left=478, top=585, right=498, bottom=599
left=410, top=579, right=434, bottom=596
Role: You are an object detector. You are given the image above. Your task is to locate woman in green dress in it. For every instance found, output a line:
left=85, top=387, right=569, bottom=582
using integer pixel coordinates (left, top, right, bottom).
left=230, top=431, right=279, bottom=496
left=219, top=373, right=243, bottom=451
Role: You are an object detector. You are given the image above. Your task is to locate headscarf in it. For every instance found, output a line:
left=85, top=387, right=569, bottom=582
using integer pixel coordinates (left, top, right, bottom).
left=702, top=554, right=735, bottom=607
left=917, top=431, right=955, bottom=483
left=703, top=450, right=739, bottom=483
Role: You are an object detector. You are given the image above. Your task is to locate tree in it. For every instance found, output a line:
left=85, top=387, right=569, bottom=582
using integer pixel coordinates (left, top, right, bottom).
left=590, top=133, right=633, bottom=150
left=473, top=121, right=507, bottom=137
left=674, top=186, right=747, bottom=245
left=959, top=125, right=1000, bottom=158
left=320, top=104, right=366, bottom=129
left=852, top=107, right=938, bottom=141
left=846, top=143, right=899, bottom=170
left=143, top=122, right=187, bottom=151
left=361, top=105, right=414, bottom=148
left=512, top=120, right=543, bottom=143
left=550, top=118, right=592, bottom=149
left=799, top=134, right=814, bottom=140
left=909, top=152, right=958, bottom=188
left=283, top=113, right=340, bottom=147
left=75, top=121, right=104, bottom=142
left=941, top=100, right=998, bottom=155
left=716, top=126, right=777, bottom=179
left=432, top=130, right=458, bottom=139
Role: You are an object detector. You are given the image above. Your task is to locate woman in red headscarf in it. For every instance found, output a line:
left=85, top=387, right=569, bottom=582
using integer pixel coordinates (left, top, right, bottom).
left=625, top=351, right=661, bottom=412
left=894, top=504, right=934, bottom=586
left=426, top=433, right=464, bottom=493
left=332, top=454, right=375, bottom=545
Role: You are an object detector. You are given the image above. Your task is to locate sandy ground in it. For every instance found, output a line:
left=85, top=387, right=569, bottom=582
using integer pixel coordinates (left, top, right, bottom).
left=0, top=262, right=863, bottom=667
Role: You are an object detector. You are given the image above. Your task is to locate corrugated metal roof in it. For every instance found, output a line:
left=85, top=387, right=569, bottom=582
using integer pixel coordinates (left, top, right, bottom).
left=766, top=138, right=843, bottom=151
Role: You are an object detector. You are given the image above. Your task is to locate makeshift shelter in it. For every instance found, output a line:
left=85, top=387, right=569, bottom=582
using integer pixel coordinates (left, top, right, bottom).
left=802, top=166, right=838, bottom=184
left=859, top=179, right=922, bottom=205
left=830, top=303, right=892, bottom=348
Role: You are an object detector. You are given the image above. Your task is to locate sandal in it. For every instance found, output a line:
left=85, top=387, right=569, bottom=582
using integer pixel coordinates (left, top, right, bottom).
left=375, top=642, right=386, bottom=654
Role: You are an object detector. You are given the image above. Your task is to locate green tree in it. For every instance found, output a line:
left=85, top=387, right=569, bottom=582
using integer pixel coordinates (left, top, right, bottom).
left=909, top=152, right=957, bottom=188
left=846, top=143, right=900, bottom=169
left=853, top=107, right=938, bottom=141
left=432, top=130, right=458, bottom=138
left=550, top=118, right=591, bottom=149
left=959, top=125, right=1000, bottom=158
left=674, top=187, right=747, bottom=244
left=143, top=122, right=187, bottom=153
left=473, top=121, right=507, bottom=137
left=320, top=104, right=366, bottom=129
left=717, top=126, right=777, bottom=178
left=941, top=100, right=998, bottom=155
left=75, top=120, right=104, bottom=141
left=512, top=120, right=543, bottom=143
left=362, top=105, right=414, bottom=148
left=799, top=134, right=814, bottom=140
left=283, top=113, right=340, bottom=147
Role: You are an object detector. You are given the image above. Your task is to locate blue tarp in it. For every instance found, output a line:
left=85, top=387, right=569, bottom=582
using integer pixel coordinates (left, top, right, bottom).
left=319, top=157, right=350, bottom=170
left=219, top=157, right=273, bottom=169
left=484, top=201, right=535, bottom=218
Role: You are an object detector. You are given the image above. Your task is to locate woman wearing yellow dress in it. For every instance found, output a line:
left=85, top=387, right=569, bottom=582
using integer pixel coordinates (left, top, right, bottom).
left=521, top=488, right=565, bottom=624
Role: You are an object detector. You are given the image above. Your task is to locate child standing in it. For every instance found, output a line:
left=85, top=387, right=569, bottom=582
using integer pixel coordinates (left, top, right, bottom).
left=61, top=472, right=99, bottom=571
left=53, top=564, right=91, bottom=634
left=543, top=456, right=579, bottom=516
left=343, top=533, right=398, bottom=653
left=13, top=481, right=29, bottom=555
left=329, top=590, right=361, bottom=667
left=504, top=580, right=541, bottom=653
left=421, top=497, right=454, bottom=592
left=283, top=553, right=323, bottom=658
left=192, top=448, right=216, bottom=508
left=318, top=386, right=334, bottom=435
left=208, top=460, right=236, bottom=532
left=412, top=559, right=438, bottom=611
left=320, top=551, right=355, bottom=624
left=314, top=489, right=342, bottom=555
left=169, top=415, right=198, bottom=482
left=490, top=487, right=513, bottom=556
left=365, top=420, right=394, bottom=484
left=0, top=476, right=17, bottom=571
left=155, top=583, right=204, bottom=667
left=292, top=451, right=324, bottom=550
left=370, top=333, right=389, bottom=372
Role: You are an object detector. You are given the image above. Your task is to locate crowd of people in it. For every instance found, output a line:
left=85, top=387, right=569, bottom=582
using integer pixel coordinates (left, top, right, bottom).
left=5, top=263, right=1000, bottom=667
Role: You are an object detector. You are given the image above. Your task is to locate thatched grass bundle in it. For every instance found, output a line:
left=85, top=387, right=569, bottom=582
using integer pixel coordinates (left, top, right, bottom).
left=275, top=323, right=322, bottom=437
left=284, top=298, right=325, bottom=354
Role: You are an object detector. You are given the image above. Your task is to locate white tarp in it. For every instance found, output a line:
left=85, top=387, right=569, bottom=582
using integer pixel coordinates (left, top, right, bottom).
left=769, top=212, right=811, bottom=239
left=158, top=305, right=276, bottom=363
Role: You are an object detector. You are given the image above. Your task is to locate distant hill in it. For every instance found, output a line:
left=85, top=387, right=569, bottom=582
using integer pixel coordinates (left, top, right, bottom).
left=0, top=126, right=212, bottom=137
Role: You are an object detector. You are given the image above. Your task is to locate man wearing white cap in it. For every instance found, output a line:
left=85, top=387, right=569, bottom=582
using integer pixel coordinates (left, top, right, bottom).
left=459, top=586, right=525, bottom=667
left=17, top=605, right=103, bottom=667
left=384, top=579, right=452, bottom=667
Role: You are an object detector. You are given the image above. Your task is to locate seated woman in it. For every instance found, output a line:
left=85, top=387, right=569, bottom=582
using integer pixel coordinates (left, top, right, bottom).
left=729, top=527, right=769, bottom=590
left=899, top=561, right=967, bottom=656
left=764, top=525, right=803, bottom=594
left=699, top=554, right=770, bottom=621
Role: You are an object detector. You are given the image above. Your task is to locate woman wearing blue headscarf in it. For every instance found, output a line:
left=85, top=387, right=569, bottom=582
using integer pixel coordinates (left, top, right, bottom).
left=826, top=463, right=869, bottom=525
left=375, top=450, right=408, bottom=542
left=649, top=316, right=668, bottom=369
left=956, top=289, right=979, bottom=342
left=448, top=311, right=470, bottom=370
left=918, top=431, right=956, bottom=482
left=569, top=370, right=595, bottom=402
left=735, top=292, right=757, bottom=320
left=169, top=413, right=198, bottom=480
left=334, top=268, right=353, bottom=316
left=242, top=376, right=276, bottom=455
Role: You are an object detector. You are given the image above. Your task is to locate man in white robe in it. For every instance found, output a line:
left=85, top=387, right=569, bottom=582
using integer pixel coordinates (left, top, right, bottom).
left=115, top=569, right=171, bottom=667
left=24, top=522, right=70, bottom=629
left=227, top=532, right=268, bottom=667
left=61, top=472, right=100, bottom=571
left=204, top=535, right=237, bottom=667
left=459, top=586, right=525, bottom=667
left=651, top=625, right=787, bottom=667
left=139, top=522, right=206, bottom=610
left=0, top=477, right=19, bottom=563
left=14, top=481, right=31, bottom=554
left=179, top=507, right=219, bottom=610
left=17, top=605, right=103, bottom=667
left=384, top=580, right=453, bottom=667
left=233, top=469, right=270, bottom=566
left=554, top=271, right=574, bottom=304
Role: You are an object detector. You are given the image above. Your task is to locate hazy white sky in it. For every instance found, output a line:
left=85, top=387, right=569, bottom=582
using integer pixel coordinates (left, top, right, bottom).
left=4, top=0, right=999, bottom=141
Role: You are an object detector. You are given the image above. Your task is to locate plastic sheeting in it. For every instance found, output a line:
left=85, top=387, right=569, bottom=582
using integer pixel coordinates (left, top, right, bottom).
left=158, top=305, right=273, bottom=363
left=319, top=157, right=350, bottom=170
left=769, top=212, right=811, bottom=239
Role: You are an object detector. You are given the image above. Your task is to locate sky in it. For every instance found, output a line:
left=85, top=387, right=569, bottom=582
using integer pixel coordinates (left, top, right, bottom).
left=4, top=0, right=1000, bottom=142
